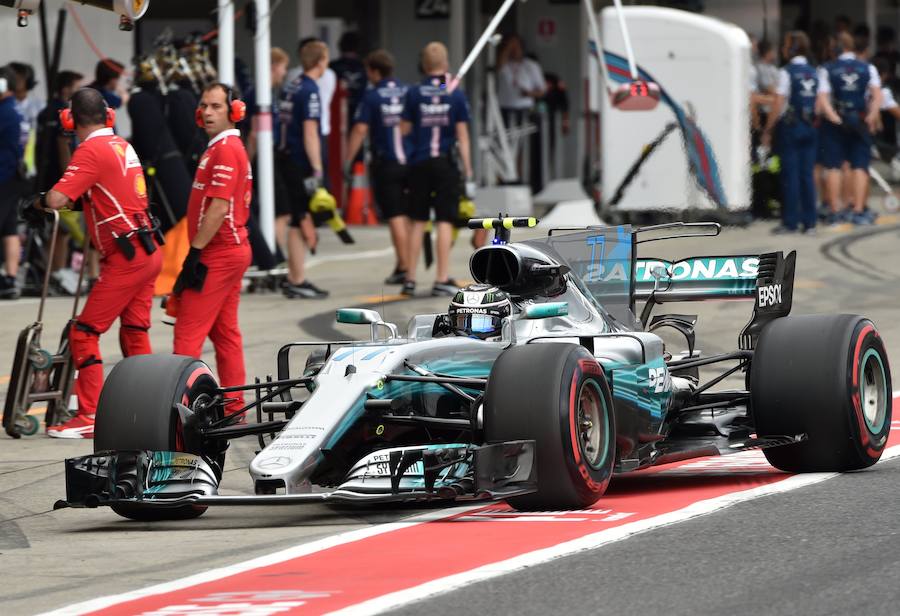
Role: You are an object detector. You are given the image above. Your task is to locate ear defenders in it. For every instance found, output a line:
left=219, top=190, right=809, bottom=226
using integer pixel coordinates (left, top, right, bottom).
left=59, top=93, right=116, bottom=133
left=195, top=84, right=247, bottom=128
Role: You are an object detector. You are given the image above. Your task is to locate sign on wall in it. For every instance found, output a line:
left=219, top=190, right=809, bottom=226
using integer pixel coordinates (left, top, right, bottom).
left=416, top=0, right=450, bottom=20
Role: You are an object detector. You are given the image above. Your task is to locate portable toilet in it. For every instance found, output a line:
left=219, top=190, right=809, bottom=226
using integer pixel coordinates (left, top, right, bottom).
left=600, top=6, right=751, bottom=215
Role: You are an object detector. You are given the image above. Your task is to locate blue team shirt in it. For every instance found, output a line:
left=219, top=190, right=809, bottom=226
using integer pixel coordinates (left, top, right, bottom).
left=0, top=97, right=23, bottom=184
left=402, top=76, right=471, bottom=164
left=785, top=62, right=818, bottom=120
left=353, top=78, right=410, bottom=164
left=278, top=74, right=321, bottom=171
left=826, top=57, right=871, bottom=113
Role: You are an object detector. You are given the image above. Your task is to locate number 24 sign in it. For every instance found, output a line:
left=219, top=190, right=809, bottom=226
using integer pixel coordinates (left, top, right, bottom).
left=416, top=0, right=450, bottom=19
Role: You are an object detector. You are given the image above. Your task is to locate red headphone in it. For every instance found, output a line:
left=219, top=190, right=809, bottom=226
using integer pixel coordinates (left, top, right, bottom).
left=195, top=84, right=247, bottom=128
left=59, top=90, right=116, bottom=133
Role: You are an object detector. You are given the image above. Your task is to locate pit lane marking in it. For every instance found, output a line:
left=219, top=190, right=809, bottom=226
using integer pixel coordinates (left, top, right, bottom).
left=41, top=393, right=900, bottom=616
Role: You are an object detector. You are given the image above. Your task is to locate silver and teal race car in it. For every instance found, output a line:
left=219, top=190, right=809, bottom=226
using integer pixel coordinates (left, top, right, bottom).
left=56, top=219, right=892, bottom=520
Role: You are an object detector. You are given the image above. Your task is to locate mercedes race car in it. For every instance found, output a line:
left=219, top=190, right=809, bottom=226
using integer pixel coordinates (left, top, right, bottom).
left=56, top=219, right=892, bottom=520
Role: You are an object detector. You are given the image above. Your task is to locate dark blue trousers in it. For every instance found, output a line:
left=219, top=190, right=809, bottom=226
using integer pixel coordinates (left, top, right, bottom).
left=776, top=121, right=818, bottom=230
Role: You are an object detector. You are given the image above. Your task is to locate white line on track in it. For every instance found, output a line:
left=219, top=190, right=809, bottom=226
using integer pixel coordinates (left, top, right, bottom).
left=37, top=504, right=487, bottom=616
left=40, top=392, right=900, bottom=616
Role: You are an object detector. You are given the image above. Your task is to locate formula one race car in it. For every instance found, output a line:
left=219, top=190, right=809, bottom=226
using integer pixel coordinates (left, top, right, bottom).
left=56, top=219, right=892, bottom=520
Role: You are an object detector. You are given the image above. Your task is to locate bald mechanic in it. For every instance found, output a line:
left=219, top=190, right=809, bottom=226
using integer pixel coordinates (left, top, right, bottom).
left=173, top=83, right=252, bottom=414
left=27, top=88, right=161, bottom=438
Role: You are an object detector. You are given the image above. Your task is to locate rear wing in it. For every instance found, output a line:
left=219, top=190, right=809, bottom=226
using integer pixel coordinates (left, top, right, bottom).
left=633, top=251, right=796, bottom=349
left=634, top=255, right=761, bottom=301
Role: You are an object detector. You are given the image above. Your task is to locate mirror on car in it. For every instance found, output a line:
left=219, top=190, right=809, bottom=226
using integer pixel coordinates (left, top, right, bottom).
left=336, top=308, right=382, bottom=325
left=611, top=80, right=661, bottom=111
left=524, top=302, right=569, bottom=320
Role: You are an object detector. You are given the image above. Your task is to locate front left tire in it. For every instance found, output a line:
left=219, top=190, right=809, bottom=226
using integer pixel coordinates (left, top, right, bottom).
left=95, top=354, right=222, bottom=521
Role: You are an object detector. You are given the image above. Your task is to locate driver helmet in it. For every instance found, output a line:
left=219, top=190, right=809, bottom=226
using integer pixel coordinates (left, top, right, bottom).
left=448, top=284, right=513, bottom=339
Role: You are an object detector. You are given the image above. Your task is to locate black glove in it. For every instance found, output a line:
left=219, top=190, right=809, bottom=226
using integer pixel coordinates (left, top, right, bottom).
left=21, top=195, right=48, bottom=229
left=174, top=247, right=208, bottom=293
left=342, top=161, right=353, bottom=186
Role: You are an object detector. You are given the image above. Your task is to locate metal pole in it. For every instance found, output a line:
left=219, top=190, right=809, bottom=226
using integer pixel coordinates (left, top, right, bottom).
left=448, top=0, right=465, bottom=74
left=582, top=0, right=612, bottom=96
left=612, top=0, right=638, bottom=79
left=254, top=0, right=275, bottom=252
left=217, top=0, right=235, bottom=86
left=448, top=0, right=518, bottom=92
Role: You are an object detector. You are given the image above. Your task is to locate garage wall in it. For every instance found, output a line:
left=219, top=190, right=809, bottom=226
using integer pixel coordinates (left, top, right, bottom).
left=0, top=0, right=135, bottom=134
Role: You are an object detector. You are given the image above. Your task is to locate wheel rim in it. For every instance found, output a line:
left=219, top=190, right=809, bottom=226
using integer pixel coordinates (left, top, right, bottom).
left=577, top=379, right=609, bottom=470
left=860, top=348, right=887, bottom=434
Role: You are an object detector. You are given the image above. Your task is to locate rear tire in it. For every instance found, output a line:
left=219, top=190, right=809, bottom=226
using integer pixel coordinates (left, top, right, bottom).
left=751, top=314, right=892, bottom=472
left=484, top=343, right=615, bottom=510
left=95, top=354, right=221, bottom=521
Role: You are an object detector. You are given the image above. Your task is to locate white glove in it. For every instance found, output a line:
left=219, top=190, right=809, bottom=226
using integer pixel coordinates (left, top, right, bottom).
left=303, top=174, right=322, bottom=194
left=464, top=180, right=477, bottom=201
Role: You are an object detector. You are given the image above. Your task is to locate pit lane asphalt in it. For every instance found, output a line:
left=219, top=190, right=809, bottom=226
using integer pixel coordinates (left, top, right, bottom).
left=1, top=220, right=899, bottom=615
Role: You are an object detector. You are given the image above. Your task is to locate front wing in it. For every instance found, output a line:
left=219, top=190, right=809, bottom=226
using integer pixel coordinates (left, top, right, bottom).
left=54, top=441, right=537, bottom=511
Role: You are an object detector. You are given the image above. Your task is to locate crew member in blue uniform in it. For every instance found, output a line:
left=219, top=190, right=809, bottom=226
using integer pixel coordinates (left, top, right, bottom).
left=277, top=40, right=330, bottom=299
left=330, top=31, right=367, bottom=123
left=344, top=49, right=411, bottom=286
left=0, top=66, right=23, bottom=299
left=401, top=42, right=474, bottom=297
left=817, top=31, right=882, bottom=225
left=763, top=32, right=821, bottom=234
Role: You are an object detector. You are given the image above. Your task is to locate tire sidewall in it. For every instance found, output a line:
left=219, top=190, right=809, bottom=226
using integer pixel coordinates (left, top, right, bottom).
left=845, top=321, right=892, bottom=466
left=556, top=348, right=616, bottom=503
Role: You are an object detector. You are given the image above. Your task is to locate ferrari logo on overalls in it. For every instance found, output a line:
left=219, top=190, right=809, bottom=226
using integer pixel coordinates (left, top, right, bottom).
left=134, top=174, right=147, bottom=198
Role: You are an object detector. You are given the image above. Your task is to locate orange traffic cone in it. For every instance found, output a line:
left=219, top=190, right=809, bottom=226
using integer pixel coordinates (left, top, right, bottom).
left=344, top=161, right=378, bottom=225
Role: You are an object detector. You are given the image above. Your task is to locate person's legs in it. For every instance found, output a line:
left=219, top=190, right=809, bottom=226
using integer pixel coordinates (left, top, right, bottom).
left=852, top=169, right=869, bottom=214
left=388, top=215, right=410, bottom=272
left=820, top=123, right=846, bottom=217
left=53, top=251, right=158, bottom=436
left=848, top=131, right=873, bottom=216
left=435, top=221, right=453, bottom=282
left=173, top=254, right=239, bottom=359
left=286, top=226, right=307, bottom=283
left=777, top=135, right=800, bottom=231
left=824, top=169, right=843, bottom=215
left=3, top=234, right=19, bottom=277
left=208, top=247, right=251, bottom=412
left=405, top=161, right=432, bottom=290
left=798, top=136, right=818, bottom=230
left=431, top=158, right=461, bottom=289
left=118, top=250, right=162, bottom=357
left=406, top=220, right=427, bottom=284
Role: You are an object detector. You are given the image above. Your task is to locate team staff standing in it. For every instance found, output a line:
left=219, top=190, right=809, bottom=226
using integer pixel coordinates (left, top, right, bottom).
left=401, top=42, right=474, bottom=297
left=31, top=88, right=161, bottom=438
left=344, top=49, right=411, bottom=285
left=278, top=40, right=331, bottom=299
left=762, top=31, right=823, bottom=235
left=0, top=66, right=23, bottom=299
left=173, top=83, right=253, bottom=413
left=817, top=31, right=882, bottom=225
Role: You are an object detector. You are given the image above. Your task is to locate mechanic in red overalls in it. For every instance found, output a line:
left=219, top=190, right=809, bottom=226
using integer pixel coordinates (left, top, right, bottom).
left=28, top=88, right=162, bottom=439
left=173, top=83, right=252, bottom=413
